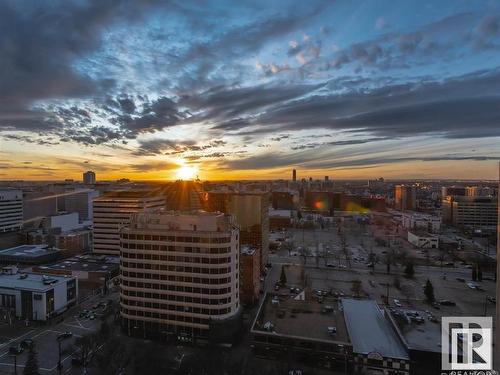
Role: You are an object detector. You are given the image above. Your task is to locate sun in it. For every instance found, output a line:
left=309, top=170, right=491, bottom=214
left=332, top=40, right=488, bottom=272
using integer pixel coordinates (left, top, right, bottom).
left=176, top=165, right=198, bottom=180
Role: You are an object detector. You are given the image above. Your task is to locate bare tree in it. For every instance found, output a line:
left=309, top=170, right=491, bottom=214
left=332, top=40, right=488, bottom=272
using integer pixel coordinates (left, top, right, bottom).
left=400, top=283, right=415, bottom=305
left=351, top=280, right=362, bottom=298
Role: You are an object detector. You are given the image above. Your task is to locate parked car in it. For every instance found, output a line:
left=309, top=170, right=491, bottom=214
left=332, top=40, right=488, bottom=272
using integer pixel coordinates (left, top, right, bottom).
left=326, top=263, right=336, bottom=268
left=9, top=345, right=23, bottom=355
left=466, top=282, right=477, bottom=290
left=20, top=339, right=34, bottom=349
left=439, top=300, right=456, bottom=306
left=71, top=354, right=84, bottom=366
left=58, top=331, right=73, bottom=340
left=393, top=299, right=402, bottom=307
left=487, top=296, right=496, bottom=304
left=456, top=277, right=465, bottom=282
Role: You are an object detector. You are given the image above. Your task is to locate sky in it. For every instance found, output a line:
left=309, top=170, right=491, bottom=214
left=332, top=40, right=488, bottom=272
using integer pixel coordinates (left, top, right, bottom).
left=1, top=0, right=500, bottom=181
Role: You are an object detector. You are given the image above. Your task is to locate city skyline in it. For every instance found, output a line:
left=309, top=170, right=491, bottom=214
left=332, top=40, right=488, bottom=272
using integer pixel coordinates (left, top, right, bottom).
left=1, top=0, right=500, bottom=181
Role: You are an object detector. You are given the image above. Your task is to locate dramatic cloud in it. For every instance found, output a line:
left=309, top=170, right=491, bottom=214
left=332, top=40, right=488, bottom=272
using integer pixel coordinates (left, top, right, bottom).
left=1, top=1, right=500, bottom=179
left=133, top=138, right=227, bottom=156
left=211, top=69, right=500, bottom=139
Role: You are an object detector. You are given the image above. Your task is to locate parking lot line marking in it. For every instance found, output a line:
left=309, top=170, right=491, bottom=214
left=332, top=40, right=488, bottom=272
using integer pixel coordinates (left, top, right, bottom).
left=74, top=317, right=85, bottom=328
left=63, top=323, right=92, bottom=331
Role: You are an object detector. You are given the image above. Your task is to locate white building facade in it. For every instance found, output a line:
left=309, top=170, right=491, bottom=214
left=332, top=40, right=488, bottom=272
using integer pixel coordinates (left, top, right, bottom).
left=402, top=212, right=441, bottom=234
left=407, top=231, right=439, bottom=249
left=0, top=267, right=77, bottom=321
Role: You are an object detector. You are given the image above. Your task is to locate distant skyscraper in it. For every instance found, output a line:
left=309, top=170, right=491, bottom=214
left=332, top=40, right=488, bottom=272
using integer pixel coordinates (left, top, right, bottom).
left=0, top=190, right=23, bottom=232
left=92, top=191, right=165, bottom=255
left=120, top=210, right=241, bottom=342
left=292, top=169, right=297, bottom=182
left=83, top=171, right=96, bottom=184
left=394, top=185, right=416, bottom=211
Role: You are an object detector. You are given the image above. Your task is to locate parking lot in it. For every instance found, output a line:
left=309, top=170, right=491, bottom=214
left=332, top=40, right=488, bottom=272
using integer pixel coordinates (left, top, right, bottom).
left=267, top=219, right=497, bottom=321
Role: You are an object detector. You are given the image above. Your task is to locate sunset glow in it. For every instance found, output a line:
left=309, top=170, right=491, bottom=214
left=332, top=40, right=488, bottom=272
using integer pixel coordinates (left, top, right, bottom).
left=176, top=165, right=198, bottom=180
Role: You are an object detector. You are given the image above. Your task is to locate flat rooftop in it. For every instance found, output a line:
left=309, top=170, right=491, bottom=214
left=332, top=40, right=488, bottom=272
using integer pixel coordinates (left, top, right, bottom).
left=342, top=299, right=409, bottom=360
left=253, top=293, right=350, bottom=344
left=0, top=245, right=59, bottom=258
left=269, top=209, right=292, bottom=217
left=389, top=308, right=442, bottom=353
left=96, top=190, right=163, bottom=199
left=36, top=254, right=119, bottom=273
left=408, top=230, right=437, bottom=238
left=0, top=271, right=73, bottom=292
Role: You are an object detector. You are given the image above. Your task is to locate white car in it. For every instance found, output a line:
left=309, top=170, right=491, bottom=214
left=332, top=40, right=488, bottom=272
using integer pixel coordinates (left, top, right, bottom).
left=394, top=299, right=402, bottom=307
left=467, top=282, right=477, bottom=289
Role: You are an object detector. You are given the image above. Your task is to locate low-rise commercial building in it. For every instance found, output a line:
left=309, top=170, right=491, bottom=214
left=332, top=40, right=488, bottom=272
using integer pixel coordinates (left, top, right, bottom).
left=251, top=293, right=351, bottom=371
left=304, top=191, right=338, bottom=214
left=402, top=212, right=441, bottom=234
left=342, top=299, right=409, bottom=375
left=25, top=213, right=92, bottom=256
left=271, top=191, right=296, bottom=210
left=407, top=231, right=439, bottom=249
left=341, top=195, right=386, bottom=213
left=388, top=308, right=442, bottom=375
left=0, top=266, right=77, bottom=321
left=0, top=244, right=60, bottom=265
left=33, top=254, right=119, bottom=284
left=269, top=209, right=292, bottom=230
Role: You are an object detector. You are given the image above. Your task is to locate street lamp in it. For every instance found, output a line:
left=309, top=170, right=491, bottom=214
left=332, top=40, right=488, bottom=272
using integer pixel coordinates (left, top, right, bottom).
left=56, top=335, right=71, bottom=375
left=10, top=354, right=17, bottom=375
left=57, top=337, right=63, bottom=375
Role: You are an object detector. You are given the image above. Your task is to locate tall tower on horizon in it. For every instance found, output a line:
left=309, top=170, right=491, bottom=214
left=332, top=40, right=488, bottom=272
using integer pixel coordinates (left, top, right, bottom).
left=83, top=170, right=96, bottom=184
left=292, top=169, right=297, bottom=182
